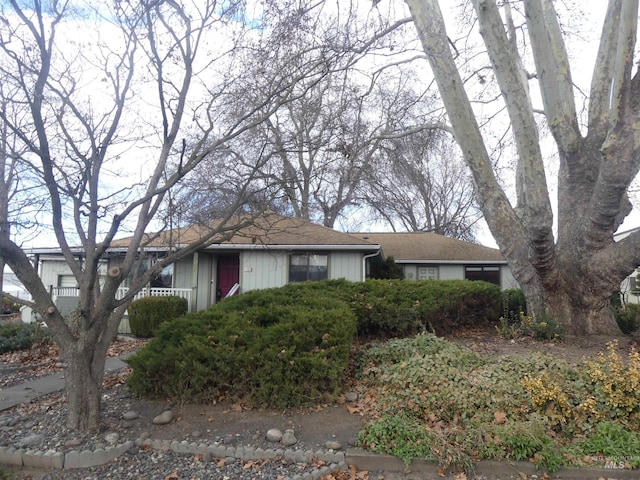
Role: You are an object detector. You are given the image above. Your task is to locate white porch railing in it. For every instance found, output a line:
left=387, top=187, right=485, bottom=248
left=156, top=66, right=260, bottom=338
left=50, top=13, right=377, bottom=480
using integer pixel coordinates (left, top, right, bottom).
left=50, top=286, right=193, bottom=335
left=51, top=286, right=192, bottom=308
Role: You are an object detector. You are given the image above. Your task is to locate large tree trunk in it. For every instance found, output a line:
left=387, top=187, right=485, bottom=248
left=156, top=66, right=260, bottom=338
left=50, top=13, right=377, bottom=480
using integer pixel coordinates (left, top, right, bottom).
left=519, top=268, right=621, bottom=336
left=60, top=340, right=109, bottom=430
left=55, top=309, right=117, bottom=431
left=405, top=0, right=640, bottom=337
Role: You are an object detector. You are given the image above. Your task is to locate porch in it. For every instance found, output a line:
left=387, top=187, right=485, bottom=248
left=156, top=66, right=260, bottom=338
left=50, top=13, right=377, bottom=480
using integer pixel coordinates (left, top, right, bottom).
left=50, top=286, right=193, bottom=334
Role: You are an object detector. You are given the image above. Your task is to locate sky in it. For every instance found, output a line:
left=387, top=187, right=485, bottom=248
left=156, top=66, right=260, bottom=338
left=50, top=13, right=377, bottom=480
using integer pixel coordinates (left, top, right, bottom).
left=5, top=0, right=637, bottom=252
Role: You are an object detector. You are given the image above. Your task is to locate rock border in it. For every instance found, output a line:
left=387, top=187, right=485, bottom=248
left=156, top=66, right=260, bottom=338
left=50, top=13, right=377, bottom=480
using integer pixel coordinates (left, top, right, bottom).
left=4, top=438, right=640, bottom=479
left=0, top=437, right=347, bottom=480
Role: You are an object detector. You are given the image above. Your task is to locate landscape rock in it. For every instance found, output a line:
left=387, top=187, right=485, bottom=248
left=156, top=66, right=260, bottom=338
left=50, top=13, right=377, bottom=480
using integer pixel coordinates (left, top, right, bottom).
left=16, top=434, right=44, bottom=448
left=281, top=429, right=297, bottom=446
left=344, top=392, right=358, bottom=402
left=122, top=410, right=140, bottom=421
left=325, top=440, right=342, bottom=450
left=152, top=410, right=174, bottom=425
left=266, top=428, right=282, bottom=442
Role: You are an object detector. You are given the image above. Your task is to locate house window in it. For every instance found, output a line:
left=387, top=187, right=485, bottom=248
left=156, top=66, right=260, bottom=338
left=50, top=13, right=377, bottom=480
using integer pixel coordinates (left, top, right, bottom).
left=289, top=253, right=328, bottom=282
left=58, top=274, right=77, bottom=288
left=465, top=265, right=500, bottom=285
left=151, top=263, right=174, bottom=288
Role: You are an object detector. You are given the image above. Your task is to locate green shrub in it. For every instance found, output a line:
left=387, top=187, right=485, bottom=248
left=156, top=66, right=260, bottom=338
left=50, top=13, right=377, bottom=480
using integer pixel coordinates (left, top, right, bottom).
left=0, top=321, right=49, bottom=353
left=501, top=288, right=526, bottom=316
left=497, top=310, right=564, bottom=341
left=613, top=303, right=640, bottom=334
left=351, top=279, right=502, bottom=337
left=127, top=287, right=356, bottom=408
left=368, top=256, right=404, bottom=279
left=128, top=296, right=188, bottom=338
left=358, top=412, right=438, bottom=466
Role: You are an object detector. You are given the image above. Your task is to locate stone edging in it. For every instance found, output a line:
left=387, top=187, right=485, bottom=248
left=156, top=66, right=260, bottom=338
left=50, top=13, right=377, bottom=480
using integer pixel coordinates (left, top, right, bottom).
left=4, top=439, right=640, bottom=479
left=0, top=438, right=347, bottom=480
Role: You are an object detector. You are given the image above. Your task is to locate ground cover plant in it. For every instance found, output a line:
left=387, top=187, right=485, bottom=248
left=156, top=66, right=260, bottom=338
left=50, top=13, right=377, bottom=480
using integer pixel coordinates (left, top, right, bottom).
left=0, top=321, right=50, bottom=354
left=356, top=333, right=640, bottom=474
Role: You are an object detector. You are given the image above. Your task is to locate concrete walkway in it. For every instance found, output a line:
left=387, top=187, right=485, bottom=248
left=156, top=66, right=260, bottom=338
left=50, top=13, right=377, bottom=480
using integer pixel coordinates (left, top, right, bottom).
left=0, top=356, right=128, bottom=411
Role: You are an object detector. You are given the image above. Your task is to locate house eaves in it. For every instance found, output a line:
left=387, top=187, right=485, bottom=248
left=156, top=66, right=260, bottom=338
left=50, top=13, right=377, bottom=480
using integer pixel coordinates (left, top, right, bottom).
left=394, top=259, right=508, bottom=265
left=201, top=243, right=380, bottom=252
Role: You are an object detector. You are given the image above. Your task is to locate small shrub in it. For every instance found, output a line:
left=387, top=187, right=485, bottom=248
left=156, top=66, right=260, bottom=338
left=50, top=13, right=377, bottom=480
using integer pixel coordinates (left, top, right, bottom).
left=613, top=303, right=640, bottom=334
left=497, top=310, right=563, bottom=341
left=586, top=341, right=640, bottom=417
left=0, top=321, right=49, bottom=353
left=368, top=256, right=404, bottom=280
left=128, top=296, right=188, bottom=338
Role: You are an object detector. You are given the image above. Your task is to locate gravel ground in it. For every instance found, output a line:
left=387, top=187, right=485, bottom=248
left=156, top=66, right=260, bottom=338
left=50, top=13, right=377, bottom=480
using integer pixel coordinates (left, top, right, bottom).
left=1, top=374, right=350, bottom=479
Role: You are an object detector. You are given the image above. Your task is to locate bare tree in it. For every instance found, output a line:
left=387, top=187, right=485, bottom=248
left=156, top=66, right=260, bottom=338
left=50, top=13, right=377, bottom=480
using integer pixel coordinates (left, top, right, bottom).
left=363, top=127, right=480, bottom=241
left=405, top=0, right=640, bottom=335
left=0, top=0, right=335, bottom=430
left=176, top=0, right=430, bottom=229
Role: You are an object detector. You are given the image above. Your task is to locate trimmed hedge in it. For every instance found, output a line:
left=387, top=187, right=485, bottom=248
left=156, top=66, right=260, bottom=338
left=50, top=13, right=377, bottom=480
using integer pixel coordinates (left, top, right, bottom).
left=128, top=296, right=188, bottom=338
left=127, top=279, right=502, bottom=406
left=127, top=289, right=356, bottom=407
left=350, top=279, right=502, bottom=336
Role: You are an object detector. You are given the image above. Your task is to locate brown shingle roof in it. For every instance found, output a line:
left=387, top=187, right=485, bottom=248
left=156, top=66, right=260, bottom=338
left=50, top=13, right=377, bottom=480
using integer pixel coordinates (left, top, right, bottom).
left=349, top=232, right=505, bottom=263
left=110, top=214, right=378, bottom=250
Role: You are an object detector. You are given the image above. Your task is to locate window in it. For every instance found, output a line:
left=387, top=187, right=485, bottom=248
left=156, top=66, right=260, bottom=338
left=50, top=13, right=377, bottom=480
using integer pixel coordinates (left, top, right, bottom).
left=289, top=253, right=328, bottom=282
left=465, top=265, right=500, bottom=285
left=151, top=263, right=174, bottom=288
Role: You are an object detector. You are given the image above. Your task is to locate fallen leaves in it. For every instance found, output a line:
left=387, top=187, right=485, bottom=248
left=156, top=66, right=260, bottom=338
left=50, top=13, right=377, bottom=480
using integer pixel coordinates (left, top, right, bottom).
left=493, top=411, right=507, bottom=424
left=320, top=464, right=370, bottom=479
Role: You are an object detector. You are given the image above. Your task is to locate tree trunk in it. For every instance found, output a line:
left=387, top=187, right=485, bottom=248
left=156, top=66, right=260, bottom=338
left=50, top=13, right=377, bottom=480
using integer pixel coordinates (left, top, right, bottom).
left=517, top=253, right=622, bottom=336
left=61, top=342, right=108, bottom=431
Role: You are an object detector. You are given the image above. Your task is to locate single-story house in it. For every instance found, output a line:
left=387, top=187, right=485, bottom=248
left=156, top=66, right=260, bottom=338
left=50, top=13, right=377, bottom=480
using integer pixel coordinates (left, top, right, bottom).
left=349, top=232, right=518, bottom=289
left=27, top=215, right=379, bottom=317
left=615, top=226, right=640, bottom=304
left=24, top=214, right=517, bottom=330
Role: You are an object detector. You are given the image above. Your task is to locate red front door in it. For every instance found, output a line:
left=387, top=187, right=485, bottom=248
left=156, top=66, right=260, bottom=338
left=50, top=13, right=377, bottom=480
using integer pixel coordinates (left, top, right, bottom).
left=216, top=255, right=240, bottom=301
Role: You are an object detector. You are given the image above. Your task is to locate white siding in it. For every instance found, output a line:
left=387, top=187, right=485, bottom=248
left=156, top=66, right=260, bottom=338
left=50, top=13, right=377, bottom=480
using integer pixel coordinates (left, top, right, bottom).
left=403, top=265, right=417, bottom=280
left=241, top=251, right=287, bottom=292
left=39, top=259, right=74, bottom=291
left=438, top=265, right=465, bottom=280
left=173, top=257, right=193, bottom=290
left=501, top=266, right=519, bottom=289
left=329, top=252, right=362, bottom=281
left=195, top=253, right=216, bottom=311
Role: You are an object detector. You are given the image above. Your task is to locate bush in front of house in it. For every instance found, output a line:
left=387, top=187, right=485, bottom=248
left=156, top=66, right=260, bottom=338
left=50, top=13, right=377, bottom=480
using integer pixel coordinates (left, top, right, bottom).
left=351, top=279, right=502, bottom=336
left=613, top=303, right=640, bottom=334
left=128, top=295, right=188, bottom=338
left=214, top=279, right=501, bottom=338
left=126, top=287, right=357, bottom=408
